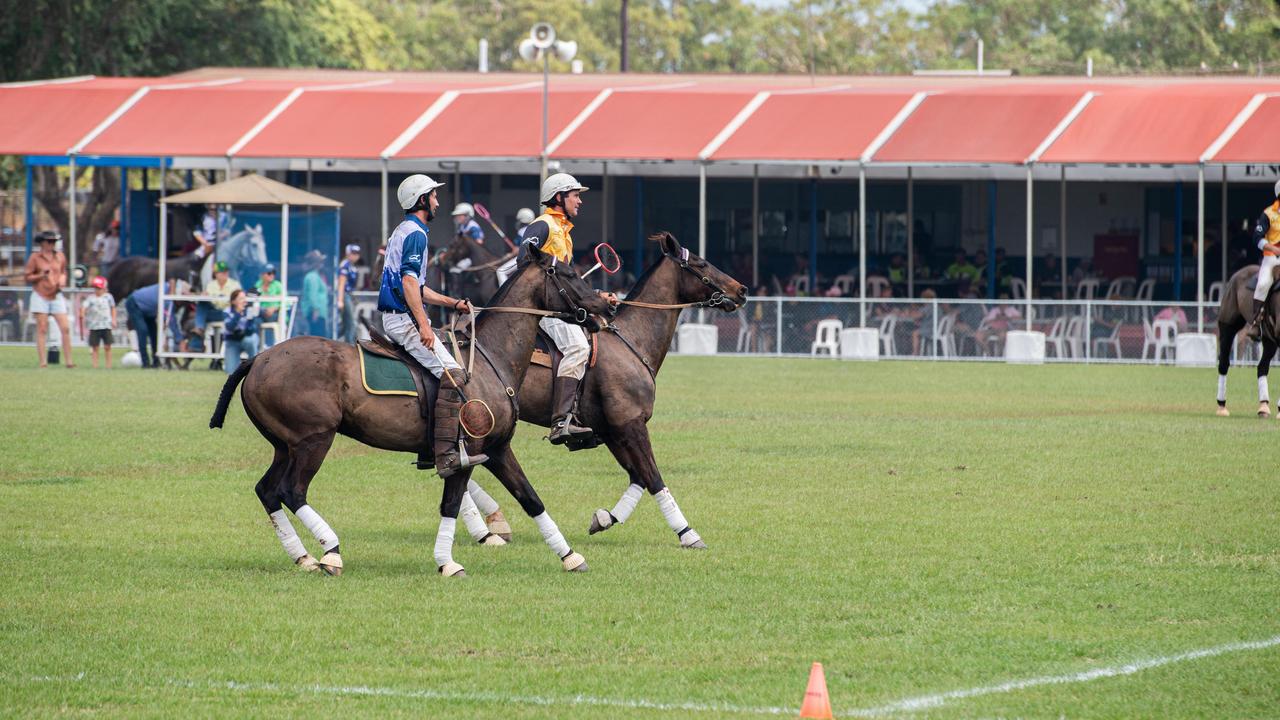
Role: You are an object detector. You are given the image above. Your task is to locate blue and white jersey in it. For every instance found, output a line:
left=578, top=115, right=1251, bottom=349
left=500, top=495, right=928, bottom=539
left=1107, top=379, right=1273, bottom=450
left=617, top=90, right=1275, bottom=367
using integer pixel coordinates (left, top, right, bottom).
left=378, top=216, right=430, bottom=313
left=458, top=218, right=484, bottom=242
left=338, top=259, right=358, bottom=295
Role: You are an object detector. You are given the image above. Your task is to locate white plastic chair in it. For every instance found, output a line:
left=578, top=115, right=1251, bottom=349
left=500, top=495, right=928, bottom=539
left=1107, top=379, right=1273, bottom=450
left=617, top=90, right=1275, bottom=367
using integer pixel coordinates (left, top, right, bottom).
left=1074, top=278, right=1101, bottom=300
left=933, top=313, right=957, bottom=358
left=810, top=319, right=842, bottom=356
left=1092, top=322, right=1123, bottom=359
left=791, top=274, right=810, bottom=296
left=866, top=275, right=891, bottom=298
left=1207, top=281, right=1224, bottom=305
left=1065, top=315, right=1086, bottom=358
left=1133, top=278, right=1156, bottom=322
left=1152, top=318, right=1178, bottom=361
left=1045, top=317, right=1068, bottom=358
left=831, top=274, right=856, bottom=296
left=878, top=314, right=898, bottom=356
left=1010, top=277, right=1027, bottom=300
left=204, top=321, right=225, bottom=358
left=1105, top=276, right=1136, bottom=300
left=735, top=311, right=756, bottom=353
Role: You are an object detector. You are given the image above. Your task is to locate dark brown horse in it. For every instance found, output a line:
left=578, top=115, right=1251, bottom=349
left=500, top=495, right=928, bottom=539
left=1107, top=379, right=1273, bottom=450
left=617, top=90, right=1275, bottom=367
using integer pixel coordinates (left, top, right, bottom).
left=107, top=253, right=206, bottom=302
left=210, top=245, right=612, bottom=578
left=480, top=232, right=747, bottom=548
left=438, top=233, right=511, bottom=309
left=1216, top=263, right=1280, bottom=416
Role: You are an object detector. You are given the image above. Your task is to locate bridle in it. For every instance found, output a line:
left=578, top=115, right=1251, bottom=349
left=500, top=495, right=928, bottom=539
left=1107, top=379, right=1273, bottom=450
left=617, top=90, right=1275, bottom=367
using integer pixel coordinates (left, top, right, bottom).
left=619, top=247, right=738, bottom=311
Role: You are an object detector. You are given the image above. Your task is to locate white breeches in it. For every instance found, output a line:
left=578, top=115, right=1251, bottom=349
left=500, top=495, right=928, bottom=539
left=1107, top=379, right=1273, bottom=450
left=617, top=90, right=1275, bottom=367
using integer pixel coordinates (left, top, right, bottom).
left=1255, top=255, right=1280, bottom=301
left=382, top=312, right=461, bottom=379
left=539, top=316, right=589, bottom=380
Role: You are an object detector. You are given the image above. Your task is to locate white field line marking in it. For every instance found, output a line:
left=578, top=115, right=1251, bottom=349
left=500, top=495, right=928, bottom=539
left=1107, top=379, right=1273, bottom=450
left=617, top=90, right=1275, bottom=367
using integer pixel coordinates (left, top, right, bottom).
left=850, top=634, right=1280, bottom=717
left=15, top=635, right=1280, bottom=717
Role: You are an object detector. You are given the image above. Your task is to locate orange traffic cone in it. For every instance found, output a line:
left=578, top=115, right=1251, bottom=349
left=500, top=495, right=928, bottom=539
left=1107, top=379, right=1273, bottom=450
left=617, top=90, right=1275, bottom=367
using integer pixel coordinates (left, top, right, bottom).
left=799, top=662, right=834, bottom=719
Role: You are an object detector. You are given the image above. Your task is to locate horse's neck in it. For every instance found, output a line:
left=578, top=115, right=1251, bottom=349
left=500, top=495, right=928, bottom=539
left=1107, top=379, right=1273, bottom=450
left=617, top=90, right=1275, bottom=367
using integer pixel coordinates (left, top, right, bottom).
left=470, top=238, right=501, bottom=263
left=473, top=272, right=548, bottom=391
left=615, top=261, right=684, bottom=374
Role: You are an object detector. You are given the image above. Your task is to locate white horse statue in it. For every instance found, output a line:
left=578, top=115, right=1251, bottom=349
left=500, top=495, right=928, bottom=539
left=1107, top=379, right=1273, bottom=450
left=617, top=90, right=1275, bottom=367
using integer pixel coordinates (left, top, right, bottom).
left=201, top=222, right=268, bottom=289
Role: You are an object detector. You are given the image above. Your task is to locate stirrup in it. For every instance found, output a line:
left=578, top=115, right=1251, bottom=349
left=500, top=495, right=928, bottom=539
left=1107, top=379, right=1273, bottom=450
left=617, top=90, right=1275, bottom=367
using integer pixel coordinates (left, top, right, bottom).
left=458, top=440, right=488, bottom=469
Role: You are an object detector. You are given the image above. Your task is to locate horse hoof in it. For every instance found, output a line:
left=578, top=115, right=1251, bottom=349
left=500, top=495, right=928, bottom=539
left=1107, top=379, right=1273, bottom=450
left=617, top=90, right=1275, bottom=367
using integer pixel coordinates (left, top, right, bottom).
left=296, top=555, right=322, bottom=573
left=588, top=509, right=613, bottom=535
left=1258, top=403, right=1271, bottom=418
left=680, top=530, right=707, bottom=550
left=318, top=552, right=343, bottom=576
left=480, top=533, right=507, bottom=547
left=682, top=539, right=708, bottom=550
left=486, top=511, right=513, bottom=542
left=439, top=561, right=466, bottom=578
left=562, top=551, right=588, bottom=572
left=1216, top=406, right=1230, bottom=417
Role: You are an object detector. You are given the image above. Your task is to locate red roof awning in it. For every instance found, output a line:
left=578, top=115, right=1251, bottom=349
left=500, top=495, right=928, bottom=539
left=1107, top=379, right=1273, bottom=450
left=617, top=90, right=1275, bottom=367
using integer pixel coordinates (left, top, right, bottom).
left=1210, top=95, right=1280, bottom=163
left=1040, top=87, right=1257, bottom=165
left=552, top=89, right=758, bottom=161
left=237, top=87, right=446, bottom=159
left=711, top=91, right=918, bottom=162
left=874, top=90, right=1086, bottom=164
left=81, top=85, right=294, bottom=157
left=396, top=89, right=599, bottom=159
left=0, top=79, right=147, bottom=155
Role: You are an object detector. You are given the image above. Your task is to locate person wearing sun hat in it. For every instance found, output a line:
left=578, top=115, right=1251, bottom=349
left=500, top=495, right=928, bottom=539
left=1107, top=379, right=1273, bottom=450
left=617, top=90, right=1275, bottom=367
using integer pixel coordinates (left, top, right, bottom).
left=23, top=230, right=74, bottom=368
left=194, top=260, right=241, bottom=347
left=300, top=249, right=330, bottom=337
left=335, top=242, right=361, bottom=344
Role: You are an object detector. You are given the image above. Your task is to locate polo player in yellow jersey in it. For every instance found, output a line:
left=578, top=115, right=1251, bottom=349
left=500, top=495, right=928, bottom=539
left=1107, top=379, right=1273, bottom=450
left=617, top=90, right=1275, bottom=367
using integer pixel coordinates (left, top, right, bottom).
left=519, top=172, right=619, bottom=446
left=1246, top=179, right=1280, bottom=340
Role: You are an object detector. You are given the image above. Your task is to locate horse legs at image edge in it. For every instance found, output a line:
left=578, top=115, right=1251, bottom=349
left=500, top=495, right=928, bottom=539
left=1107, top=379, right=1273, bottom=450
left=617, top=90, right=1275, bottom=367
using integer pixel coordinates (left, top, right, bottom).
left=1216, top=318, right=1278, bottom=418
left=257, top=435, right=344, bottom=575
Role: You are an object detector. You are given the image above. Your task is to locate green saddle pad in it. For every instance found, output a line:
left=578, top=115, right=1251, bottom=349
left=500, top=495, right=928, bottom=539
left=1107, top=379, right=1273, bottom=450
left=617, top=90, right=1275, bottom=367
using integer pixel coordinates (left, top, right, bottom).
left=358, top=345, right=418, bottom=396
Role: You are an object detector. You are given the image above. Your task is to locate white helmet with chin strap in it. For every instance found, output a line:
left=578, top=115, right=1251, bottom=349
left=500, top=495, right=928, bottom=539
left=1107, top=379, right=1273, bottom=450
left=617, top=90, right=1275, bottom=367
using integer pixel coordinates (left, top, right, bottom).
left=1274, top=179, right=1280, bottom=199
left=540, top=172, right=589, bottom=205
left=516, top=207, right=535, bottom=225
left=450, top=202, right=474, bottom=219
left=397, top=174, right=445, bottom=211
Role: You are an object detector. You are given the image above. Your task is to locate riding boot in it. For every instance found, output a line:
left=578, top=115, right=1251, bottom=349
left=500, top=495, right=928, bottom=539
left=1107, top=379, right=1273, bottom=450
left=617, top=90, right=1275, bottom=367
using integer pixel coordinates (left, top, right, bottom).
left=549, top=376, right=594, bottom=445
left=433, top=374, right=488, bottom=477
left=1247, top=298, right=1266, bottom=340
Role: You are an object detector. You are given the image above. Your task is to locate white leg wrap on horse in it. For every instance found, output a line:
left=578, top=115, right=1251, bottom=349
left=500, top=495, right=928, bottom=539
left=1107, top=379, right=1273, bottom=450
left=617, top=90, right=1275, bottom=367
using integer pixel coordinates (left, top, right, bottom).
left=611, top=484, right=644, bottom=524
left=1260, top=376, right=1270, bottom=403
left=654, top=487, right=690, bottom=533
left=466, top=480, right=500, bottom=516
left=533, top=512, right=571, bottom=558
left=294, top=505, right=339, bottom=553
left=1217, top=374, right=1228, bottom=403
left=459, top=493, right=489, bottom=542
left=433, top=516, right=457, bottom=567
left=268, top=510, right=308, bottom=561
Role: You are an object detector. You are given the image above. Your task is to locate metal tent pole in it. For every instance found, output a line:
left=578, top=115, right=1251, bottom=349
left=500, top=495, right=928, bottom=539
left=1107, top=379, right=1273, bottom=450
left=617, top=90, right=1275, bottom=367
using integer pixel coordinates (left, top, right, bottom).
left=859, top=163, right=866, bottom=327
left=907, top=166, right=914, bottom=298
left=281, top=204, right=291, bottom=339
left=698, top=162, right=707, bottom=323
left=1197, top=164, right=1205, bottom=332
left=1174, top=181, right=1184, bottom=301
left=380, top=159, right=389, bottom=242
left=1025, top=165, right=1034, bottom=330
left=68, top=155, right=77, bottom=284
left=24, top=160, right=33, bottom=254
left=157, top=189, right=167, bottom=358
left=808, top=177, right=817, bottom=299
left=752, top=164, right=759, bottom=288
left=1060, top=165, right=1067, bottom=299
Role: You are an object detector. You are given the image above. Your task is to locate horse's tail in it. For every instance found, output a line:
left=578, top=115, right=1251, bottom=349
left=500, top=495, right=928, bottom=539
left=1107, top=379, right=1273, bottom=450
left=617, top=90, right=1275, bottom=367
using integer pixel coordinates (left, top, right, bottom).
left=210, top=357, right=255, bottom=429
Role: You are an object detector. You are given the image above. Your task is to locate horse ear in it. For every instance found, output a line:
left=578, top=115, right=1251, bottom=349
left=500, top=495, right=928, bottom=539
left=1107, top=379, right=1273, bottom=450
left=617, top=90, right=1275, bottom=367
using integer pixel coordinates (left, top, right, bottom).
left=648, top=231, right=680, bottom=255
left=526, top=241, right=547, bottom=264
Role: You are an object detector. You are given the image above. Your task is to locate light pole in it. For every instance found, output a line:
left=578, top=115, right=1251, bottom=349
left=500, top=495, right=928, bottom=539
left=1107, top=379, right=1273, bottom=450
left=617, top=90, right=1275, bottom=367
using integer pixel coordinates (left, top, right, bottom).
left=519, top=23, right=577, bottom=181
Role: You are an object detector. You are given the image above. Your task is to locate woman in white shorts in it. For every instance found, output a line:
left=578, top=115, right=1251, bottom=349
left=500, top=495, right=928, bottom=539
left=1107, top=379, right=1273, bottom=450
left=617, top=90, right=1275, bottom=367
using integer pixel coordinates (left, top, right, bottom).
left=23, top=230, right=74, bottom=368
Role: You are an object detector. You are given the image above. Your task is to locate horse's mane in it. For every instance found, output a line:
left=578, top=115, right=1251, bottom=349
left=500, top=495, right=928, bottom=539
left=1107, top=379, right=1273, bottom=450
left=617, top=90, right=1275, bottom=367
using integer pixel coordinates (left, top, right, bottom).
left=483, top=258, right=533, bottom=307
left=624, top=253, right=668, bottom=300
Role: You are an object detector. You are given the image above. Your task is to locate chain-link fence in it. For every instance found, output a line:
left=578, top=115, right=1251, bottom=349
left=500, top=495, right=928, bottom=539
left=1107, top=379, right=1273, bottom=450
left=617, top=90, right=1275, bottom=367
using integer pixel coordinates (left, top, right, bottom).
left=0, top=285, right=1256, bottom=367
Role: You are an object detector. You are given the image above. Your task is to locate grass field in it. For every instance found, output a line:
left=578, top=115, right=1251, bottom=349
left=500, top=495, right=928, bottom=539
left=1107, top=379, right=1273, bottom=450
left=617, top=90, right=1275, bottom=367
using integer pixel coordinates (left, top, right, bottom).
left=1, top=345, right=1278, bottom=718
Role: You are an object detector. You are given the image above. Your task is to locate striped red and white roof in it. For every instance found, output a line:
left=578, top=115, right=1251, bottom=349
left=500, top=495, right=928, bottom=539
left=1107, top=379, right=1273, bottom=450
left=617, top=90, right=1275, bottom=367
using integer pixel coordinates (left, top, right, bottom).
left=5, top=70, right=1280, bottom=166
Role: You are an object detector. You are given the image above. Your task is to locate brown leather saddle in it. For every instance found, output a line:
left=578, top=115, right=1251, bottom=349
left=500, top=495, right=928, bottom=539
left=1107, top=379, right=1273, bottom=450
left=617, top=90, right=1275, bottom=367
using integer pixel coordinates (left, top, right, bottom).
left=531, top=329, right=599, bottom=372
left=358, top=326, right=439, bottom=421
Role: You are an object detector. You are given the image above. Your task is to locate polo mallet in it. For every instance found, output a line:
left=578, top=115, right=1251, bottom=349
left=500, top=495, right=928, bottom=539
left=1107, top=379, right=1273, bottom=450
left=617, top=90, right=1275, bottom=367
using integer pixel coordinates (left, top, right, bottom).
left=582, top=242, right=622, bottom=278
left=472, top=203, right=519, bottom=252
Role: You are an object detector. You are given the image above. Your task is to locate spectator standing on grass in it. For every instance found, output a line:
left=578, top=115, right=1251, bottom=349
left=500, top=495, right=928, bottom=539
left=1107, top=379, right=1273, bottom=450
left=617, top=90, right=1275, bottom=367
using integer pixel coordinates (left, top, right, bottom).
left=92, top=219, right=120, bottom=276
left=24, top=230, right=74, bottom=368
left=80, top=276, right=117, bottom=369
left=124, top=283, right=160, bottom=369
left=335, top=243, right=360, bottom=344
left=221, top=289, right=259, bottom=374
left=300, top=250, right=330, bottom=337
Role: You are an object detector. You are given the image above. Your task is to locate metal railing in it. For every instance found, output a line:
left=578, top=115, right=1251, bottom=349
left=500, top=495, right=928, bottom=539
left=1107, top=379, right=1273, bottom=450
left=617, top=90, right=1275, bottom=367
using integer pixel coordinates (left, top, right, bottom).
left=0, top=286, right=1250, bottom=366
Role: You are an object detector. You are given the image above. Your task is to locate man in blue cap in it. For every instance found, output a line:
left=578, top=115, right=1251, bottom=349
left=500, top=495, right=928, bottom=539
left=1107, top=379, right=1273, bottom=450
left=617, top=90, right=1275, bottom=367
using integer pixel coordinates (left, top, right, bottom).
left=335, top=243, right=361, bottom=344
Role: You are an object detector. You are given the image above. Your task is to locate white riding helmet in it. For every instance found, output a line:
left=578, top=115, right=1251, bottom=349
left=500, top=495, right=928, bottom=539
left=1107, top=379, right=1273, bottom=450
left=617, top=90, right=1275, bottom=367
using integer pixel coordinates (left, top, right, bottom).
left=450, top=202, right=474, bottom=219
left=540, top=172, right=589, bottom=205
left=516, top=207, right=535, bottom=225
left=397, top=174, right=445, bottom=211
left=1274, top=179, right=1280, bottom=198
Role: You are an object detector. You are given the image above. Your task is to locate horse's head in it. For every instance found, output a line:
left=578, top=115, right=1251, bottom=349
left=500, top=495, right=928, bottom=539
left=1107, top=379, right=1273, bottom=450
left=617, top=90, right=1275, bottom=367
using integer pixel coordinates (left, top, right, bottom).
left=652, top=231, right=747, bottom=312
left=518, top=243, right=614, bottom=322
left=437, top=234, right=472, bottom=268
